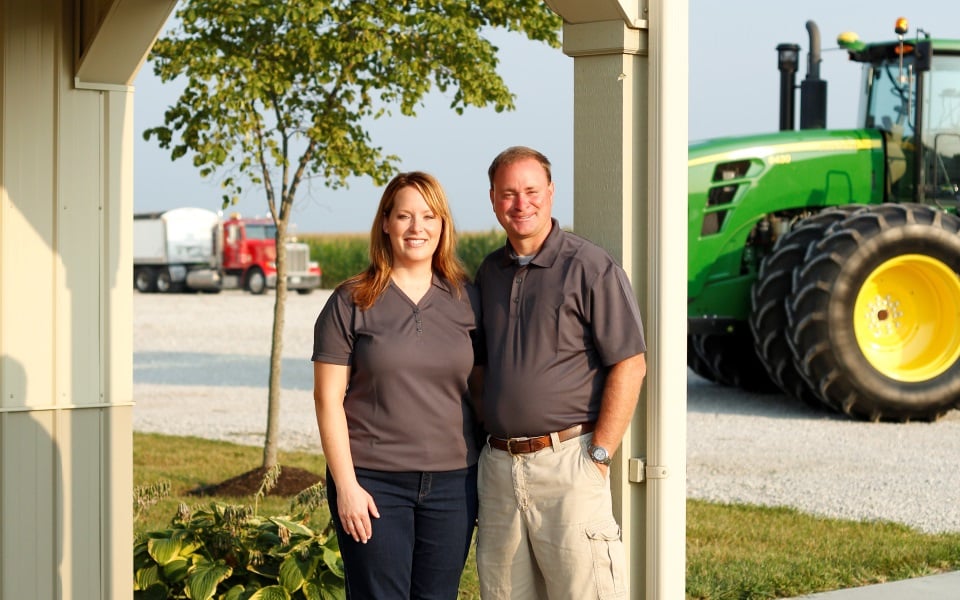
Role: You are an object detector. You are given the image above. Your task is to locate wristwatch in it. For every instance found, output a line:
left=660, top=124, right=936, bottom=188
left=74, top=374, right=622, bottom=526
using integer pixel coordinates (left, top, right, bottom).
left=587, top=444, right=612, bottom=466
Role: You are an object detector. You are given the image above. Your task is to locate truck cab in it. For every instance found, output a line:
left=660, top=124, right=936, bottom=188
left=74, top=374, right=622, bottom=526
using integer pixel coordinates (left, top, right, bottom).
left=220, top=213, right=322, bottom=294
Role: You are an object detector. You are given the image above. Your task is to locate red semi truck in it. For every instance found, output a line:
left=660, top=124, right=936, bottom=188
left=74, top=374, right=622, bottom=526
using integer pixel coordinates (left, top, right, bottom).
left=133, top=207, right=322, bottom=294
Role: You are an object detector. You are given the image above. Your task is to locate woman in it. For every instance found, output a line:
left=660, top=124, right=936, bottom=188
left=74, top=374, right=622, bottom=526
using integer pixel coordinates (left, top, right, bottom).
left=312, top=171, right=481, bottom=599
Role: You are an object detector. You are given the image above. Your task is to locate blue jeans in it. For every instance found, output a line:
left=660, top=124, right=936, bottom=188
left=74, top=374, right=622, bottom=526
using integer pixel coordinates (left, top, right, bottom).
left=327, top=465, right=478, bottom=599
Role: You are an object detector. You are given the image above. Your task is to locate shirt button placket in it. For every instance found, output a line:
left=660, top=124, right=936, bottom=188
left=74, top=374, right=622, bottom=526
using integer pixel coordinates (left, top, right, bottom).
left=511, top=271, right=524, bottom=315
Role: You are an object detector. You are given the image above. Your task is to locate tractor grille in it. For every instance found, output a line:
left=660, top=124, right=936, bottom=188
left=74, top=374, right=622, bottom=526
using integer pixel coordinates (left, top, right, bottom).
left=285, top=244, right=309, bottom=273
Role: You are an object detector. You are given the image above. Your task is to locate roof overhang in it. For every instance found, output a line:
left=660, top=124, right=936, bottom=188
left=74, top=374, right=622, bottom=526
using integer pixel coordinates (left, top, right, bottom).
left=74, top=0, right=178, bottom=90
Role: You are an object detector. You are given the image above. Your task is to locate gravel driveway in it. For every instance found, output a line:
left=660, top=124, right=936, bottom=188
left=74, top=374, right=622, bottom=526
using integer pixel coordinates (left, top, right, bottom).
left=133, top=290, right=960, bottom=534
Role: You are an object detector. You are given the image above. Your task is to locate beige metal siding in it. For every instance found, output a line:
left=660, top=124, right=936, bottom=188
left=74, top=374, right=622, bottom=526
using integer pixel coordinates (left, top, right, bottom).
left=1, top=0, right=172, bottom=597
left=58, top=87, right=104, bottom=409
left=2, top=0, right=59, bottom=412
left=0, top=411, right=57, bottom=599
left=59, top=408, right=105, bottom=598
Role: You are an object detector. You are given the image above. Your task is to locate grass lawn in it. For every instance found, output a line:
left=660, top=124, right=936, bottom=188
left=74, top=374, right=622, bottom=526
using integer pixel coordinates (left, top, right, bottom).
left=134, top=433, right=960, bottom=599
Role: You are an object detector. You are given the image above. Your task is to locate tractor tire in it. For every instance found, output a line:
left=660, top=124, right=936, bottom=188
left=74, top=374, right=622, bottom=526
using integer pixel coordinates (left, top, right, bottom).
left=687, top=335, right=717, bottom=382
left=749, top=206, right=864, bottom=409
left=692, top=330, right=780, bottom=393
left=787, top=203, right=960, bottom=421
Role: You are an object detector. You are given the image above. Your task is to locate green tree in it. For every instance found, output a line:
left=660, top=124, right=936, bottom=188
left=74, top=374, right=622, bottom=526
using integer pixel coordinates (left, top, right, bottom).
left=144, top=0, right=561, bottom=470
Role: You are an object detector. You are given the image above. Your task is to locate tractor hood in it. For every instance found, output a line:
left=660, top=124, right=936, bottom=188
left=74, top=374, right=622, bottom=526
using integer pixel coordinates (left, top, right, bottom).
left=686, top=127, right=886, bottom=321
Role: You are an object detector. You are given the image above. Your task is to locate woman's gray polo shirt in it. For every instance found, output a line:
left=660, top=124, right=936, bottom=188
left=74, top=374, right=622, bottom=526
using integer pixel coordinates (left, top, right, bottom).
left=475, top=220, right=647, bottom=439
left=312, top=277, right=481, bottom=472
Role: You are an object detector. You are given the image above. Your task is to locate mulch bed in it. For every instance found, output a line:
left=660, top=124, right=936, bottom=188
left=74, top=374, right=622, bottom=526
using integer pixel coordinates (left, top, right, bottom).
left=190, top=466, right=323, bottom=497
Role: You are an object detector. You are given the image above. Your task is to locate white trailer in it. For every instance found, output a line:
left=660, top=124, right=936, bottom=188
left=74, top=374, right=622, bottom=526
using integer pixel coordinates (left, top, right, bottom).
left=133, top=207, right=222, bottom=293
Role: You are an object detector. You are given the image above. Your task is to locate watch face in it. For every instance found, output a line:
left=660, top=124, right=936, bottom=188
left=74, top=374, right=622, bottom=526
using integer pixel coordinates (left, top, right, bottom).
left=590, top=445, right=610, bottom=463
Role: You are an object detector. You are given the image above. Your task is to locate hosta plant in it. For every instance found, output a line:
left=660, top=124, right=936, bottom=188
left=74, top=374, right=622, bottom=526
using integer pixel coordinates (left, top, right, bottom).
left=134, top=482, right=344, bottom=600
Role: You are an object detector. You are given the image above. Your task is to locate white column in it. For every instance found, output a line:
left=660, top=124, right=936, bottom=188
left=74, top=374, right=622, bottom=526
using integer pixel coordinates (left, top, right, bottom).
left=542, top=1, right=688, bottom=598
left=643, top=2, right=688, bottom=599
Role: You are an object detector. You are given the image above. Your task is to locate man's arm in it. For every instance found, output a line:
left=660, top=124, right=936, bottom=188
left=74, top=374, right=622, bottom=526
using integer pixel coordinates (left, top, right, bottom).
left=591, top=352, right=647, bottom=474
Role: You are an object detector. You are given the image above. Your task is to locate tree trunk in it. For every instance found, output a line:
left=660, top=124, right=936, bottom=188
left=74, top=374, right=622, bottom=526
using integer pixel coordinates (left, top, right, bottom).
left=262, top=223, right=289, bottom=469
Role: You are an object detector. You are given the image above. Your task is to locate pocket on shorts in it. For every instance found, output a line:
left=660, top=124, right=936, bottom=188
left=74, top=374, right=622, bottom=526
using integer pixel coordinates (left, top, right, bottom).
left=585, top=519, right=626, bottom=599
left=579, top=441, right=606, bottom=484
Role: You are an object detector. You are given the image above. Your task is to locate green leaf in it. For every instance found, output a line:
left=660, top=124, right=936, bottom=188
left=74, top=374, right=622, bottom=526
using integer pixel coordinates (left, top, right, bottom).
left=318, top=571, right=346, bottom=600
left=222, top=584, right=247, bottom=600
left=300, top=582, right=323, bottom=600
left=270, top=517, right=314, bottom=538
left=134, top=582, right=170, bottom=600
left=321, top=536, right=339, bottom=552
left=162, top=556, right=190, bottom=582
left=184, top=560, right=232, bottom=600
left=134, top=564, right=161, bottom=590
left=246, top=556, right=281, bottom=579
left=248, top=585, right=291, bottom=600
left=147, top=537, right=182, bottom=566
left=278, top=552, right=312, bottom=592
left=321, top=547, right=343, bottom=579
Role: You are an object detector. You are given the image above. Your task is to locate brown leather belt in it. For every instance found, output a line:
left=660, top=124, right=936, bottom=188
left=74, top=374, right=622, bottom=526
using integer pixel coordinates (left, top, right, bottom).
left=488, top=423, right=595, bottom=455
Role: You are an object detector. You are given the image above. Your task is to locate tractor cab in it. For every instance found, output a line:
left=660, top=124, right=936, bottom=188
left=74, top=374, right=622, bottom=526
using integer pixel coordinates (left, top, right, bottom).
left=842, top=18, right=960, bottom=206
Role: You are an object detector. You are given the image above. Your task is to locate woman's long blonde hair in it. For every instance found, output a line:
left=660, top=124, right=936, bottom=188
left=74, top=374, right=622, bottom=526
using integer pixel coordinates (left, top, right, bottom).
left=342, top=171, right=467, bottom=310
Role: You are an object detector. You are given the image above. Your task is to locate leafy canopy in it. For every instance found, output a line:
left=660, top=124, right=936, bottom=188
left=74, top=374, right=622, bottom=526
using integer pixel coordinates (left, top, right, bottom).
left=144, top=0, right=561, bottom=212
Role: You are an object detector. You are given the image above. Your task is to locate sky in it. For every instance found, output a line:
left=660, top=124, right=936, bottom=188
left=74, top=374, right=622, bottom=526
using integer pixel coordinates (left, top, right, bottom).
left=133, top=1, right=956, bottom=234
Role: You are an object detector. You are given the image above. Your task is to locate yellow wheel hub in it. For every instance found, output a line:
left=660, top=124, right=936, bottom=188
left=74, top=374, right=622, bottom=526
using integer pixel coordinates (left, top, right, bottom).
left=853, top=254, right=960, bottom=382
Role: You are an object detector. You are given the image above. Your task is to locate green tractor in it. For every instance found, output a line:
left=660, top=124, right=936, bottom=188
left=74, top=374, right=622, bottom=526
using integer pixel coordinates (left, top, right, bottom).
left=688, top=17, right=960, bottom=421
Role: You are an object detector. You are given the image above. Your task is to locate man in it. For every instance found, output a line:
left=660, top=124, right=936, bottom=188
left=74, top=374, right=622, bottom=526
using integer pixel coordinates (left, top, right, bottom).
left=474, top=146, right=647, bottom=599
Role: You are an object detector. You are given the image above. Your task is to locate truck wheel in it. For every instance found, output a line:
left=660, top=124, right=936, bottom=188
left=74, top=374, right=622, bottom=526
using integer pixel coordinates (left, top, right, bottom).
left=687, top=335, right=717, bottom=382
left=788, top=203, right=960, bottom=421
left=135, top=268, right=156, bottom=293
left=156, top=270, right=174, bottom=293
left=246, top=269, right=266, bottom=295
left=296, top=288, right=314, bottom=295
left=692, top=329, right=780, bottom=393
left=749, top=206, right=864, bottom=409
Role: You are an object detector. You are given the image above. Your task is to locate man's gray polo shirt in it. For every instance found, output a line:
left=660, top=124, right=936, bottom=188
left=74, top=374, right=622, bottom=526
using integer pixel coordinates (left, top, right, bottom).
left=313, top=277, right=480, bottom=472
left=475, top=220, right=646, bottom=439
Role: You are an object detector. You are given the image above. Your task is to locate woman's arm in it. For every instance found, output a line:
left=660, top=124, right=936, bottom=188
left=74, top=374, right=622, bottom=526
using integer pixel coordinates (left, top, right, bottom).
left=314, top=361, right=380, bottom=543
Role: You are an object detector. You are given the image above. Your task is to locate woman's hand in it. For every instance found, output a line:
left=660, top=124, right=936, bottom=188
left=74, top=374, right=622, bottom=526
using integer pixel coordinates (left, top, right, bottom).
left=337, top=481, right=381, bottom=543
left=315, top=362, right=380, bottom=543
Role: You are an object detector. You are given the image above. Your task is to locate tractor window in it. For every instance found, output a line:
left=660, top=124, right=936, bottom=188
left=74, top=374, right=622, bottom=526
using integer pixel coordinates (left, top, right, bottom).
left=867, top=57, right=917, bottom=202
left=924, top=56, right=960, bottom=130
left=866, top=59, right=915, bottom=138
left=920, top=55, right=960, bottom=204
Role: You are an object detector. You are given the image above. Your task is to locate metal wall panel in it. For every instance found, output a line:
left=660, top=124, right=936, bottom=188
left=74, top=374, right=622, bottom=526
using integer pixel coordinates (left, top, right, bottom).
left=1, top=0, right=58, bottom=412
left=104, top=85, right=134, bottom=408
left=102, top=405, right=133, bottom=598
left=0, top=411, right=57, bottom=599
left=58, top=408, right=104, bottom=599
left=56, top=82, right=104, bottom=408
left=1, top=0, right=163, bottom=596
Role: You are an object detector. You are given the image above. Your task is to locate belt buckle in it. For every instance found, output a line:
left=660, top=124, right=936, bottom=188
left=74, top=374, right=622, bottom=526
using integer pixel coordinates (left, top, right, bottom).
left=506, top=437, right=526, bottom=455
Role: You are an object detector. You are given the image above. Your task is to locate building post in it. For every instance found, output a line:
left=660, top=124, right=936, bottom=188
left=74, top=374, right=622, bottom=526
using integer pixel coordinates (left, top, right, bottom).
left=541, top=1, right=688, bottom=598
